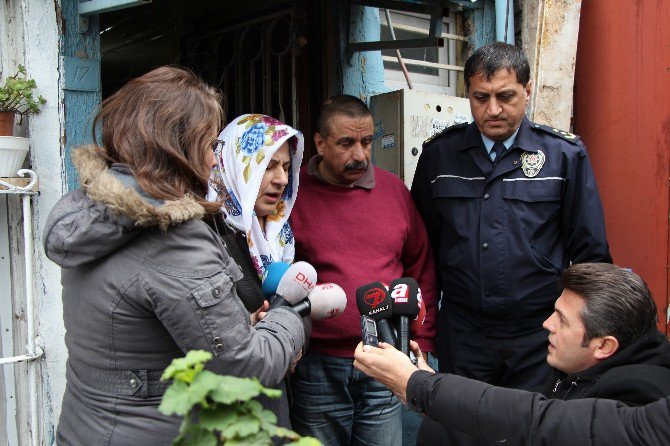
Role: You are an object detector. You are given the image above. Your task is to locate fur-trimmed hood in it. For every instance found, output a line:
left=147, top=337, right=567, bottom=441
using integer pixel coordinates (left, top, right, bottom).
left=73, top=145, right=204, bottom=227
left=44, top=145, right=206, bottom=268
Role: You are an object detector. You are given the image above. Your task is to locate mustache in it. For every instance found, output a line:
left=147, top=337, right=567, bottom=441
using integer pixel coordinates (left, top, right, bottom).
left=344, top=160, right=369, bottom=171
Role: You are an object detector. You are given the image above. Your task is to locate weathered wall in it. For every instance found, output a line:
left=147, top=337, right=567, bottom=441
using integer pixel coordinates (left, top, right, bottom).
left=28, top=0, right=67, bottom=442
left=574, top=0, right=670, bottom=332
left=522, top=0, right=582, bottom=130
left=1, top=0, right=65, bottom=444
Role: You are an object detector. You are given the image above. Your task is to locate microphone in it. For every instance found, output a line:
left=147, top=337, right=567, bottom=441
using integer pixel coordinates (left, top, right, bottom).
left=292, top=283, right=347, bottom=320
left=409, top=287, right=426, bottom=365
left=389, top=277, right=420, bottom=356
left=267, top=261, right=317, bottom=310
left=262, top=262, right=291, bottom=299
left=410, top=287, right=426, bottom=336
left=355, top=282, right=396, bottom=345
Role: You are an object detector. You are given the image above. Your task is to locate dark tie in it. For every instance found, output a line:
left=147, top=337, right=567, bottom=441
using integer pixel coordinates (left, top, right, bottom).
left=492, top=142, right=506, bottom=164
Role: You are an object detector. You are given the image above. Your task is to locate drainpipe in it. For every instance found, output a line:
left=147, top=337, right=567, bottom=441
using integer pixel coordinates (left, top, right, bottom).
left=495, top=0, right=514, bottom=43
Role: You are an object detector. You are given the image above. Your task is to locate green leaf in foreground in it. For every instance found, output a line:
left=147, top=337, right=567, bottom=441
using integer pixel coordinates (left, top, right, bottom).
left=160, top=350, right=323, bottom=446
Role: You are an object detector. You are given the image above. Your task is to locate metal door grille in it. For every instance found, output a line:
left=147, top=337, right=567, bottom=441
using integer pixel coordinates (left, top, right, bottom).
left=187, top=10, right=297, bottom=127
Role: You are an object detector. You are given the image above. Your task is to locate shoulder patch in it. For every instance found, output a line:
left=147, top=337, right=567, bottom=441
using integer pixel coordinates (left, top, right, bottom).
left=532, top=123, right=581, bottom=144
left=422, top=122, right=468, bottom=147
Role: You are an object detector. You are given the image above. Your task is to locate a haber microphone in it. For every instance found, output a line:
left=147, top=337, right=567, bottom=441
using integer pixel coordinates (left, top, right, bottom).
left=292, top=283, right=347, bottom=320
left=389, top=277, right=420, bottom=356
left=356, top=282, right=396, bottom=345
left=267, top=261, right=317, bottom=310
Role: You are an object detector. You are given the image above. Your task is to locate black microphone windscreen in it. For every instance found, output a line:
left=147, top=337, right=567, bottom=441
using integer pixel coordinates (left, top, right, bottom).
left=389, top=277, right=420, bottom=317
left=355, top=282, right=393, bottom=321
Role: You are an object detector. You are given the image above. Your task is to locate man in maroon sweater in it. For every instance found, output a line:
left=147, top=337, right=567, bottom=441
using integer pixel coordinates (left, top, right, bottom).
left=289, top=94, right=438, bottom=446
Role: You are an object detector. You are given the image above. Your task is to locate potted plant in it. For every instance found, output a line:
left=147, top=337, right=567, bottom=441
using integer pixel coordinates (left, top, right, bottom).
left=0, top=64, right=46, bottom=177
left=0, top=64, right=46, bottom=135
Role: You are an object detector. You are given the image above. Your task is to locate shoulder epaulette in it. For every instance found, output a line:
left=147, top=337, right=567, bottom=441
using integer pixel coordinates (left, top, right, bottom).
left=532, top=122, right=581, bottom=144
left=423, top=122, right=468, bottom=147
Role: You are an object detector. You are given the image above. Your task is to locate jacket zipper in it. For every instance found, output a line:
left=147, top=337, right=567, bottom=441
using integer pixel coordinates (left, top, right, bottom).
left=552, top=378, right=562, bottom=393
left=562, top=379, right=579, bottom=400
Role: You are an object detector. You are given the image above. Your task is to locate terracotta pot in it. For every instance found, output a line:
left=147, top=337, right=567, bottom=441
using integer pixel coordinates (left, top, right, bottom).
left=0, top=111, right=15, bottom=136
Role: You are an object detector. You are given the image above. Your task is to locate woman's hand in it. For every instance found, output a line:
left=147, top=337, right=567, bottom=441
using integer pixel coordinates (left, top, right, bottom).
left=250, top=300, right=270, bottom=325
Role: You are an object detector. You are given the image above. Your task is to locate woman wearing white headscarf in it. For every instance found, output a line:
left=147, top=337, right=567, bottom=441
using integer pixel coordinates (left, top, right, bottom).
left=209, top=113, right=304, bottom=281
left=207, top=115, right=306, bottom=432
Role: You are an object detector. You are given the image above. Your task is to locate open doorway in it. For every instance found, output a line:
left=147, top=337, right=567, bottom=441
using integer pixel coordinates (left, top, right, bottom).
left=99, top=0, right=321, bottom=156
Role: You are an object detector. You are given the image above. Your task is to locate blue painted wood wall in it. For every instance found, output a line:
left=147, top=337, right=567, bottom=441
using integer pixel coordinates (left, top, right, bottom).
left=61, top=0, right=101, bottom=191
left=466, top=0, right=496, bottom=50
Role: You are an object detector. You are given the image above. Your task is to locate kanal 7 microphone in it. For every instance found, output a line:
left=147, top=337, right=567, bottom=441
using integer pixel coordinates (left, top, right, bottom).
left=355, top=282, right=396, bottom=345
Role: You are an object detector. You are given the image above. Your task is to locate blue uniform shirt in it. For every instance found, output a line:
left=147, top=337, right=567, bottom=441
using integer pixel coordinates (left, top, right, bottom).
left=482, top=129, right=519, bottom=162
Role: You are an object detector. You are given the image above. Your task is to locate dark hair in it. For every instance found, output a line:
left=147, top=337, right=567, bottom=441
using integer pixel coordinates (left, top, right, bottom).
left=464, top=41, right=530, bottom=90
left=93, top=66, right=224, bottom=214
left=316, top=94, right=371, bottom=137
left=560, top=263, right=657, bottom=350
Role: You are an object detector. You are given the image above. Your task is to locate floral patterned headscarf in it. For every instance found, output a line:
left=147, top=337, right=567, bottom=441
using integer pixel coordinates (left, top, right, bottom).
left=208, top=114, right=304, bottom=280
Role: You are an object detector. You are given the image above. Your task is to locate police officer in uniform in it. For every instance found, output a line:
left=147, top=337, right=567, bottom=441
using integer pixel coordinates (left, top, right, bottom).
left=411, top=41, right=611, bottom=445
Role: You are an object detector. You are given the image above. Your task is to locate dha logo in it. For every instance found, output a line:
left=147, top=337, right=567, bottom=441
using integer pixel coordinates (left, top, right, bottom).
left=295, top=272, right=315, bottom=292
left=364, top=287, right=387, bottom=308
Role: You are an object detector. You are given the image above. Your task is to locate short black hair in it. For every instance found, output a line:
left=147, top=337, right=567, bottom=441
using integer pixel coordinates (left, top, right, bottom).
left=464, top=41, right=530, bottom=90
left=560, top=263, right=657, bottom=350
left=316, top=94, right=371, bottom=137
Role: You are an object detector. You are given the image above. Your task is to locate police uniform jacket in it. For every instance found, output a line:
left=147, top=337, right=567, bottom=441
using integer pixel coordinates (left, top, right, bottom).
left=411, top=116, right=611, bottom=337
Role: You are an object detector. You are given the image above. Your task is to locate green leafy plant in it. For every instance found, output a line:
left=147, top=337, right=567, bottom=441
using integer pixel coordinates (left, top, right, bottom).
left=160, top=350, right=321, bottom=446
left=0, top=65, right=46, bottom=118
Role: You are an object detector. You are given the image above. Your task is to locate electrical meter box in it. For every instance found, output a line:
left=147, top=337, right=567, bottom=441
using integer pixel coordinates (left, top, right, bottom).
left=370, top=89, right=472, bottom=188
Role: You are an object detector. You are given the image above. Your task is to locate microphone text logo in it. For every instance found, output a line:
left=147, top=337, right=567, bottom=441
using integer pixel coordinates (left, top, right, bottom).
left=391, top=283, right=409, bottom=303
left=295, top=272, right=315, bottom=292
left=364, top=287, right=387, bottom=308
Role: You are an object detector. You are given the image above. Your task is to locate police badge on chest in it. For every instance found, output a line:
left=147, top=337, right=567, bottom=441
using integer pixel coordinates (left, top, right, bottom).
left=520, top=150, right=545, bottom=177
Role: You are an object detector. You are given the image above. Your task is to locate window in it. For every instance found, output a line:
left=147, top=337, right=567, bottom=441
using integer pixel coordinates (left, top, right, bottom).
left=381, top=11, right=462, bottom=95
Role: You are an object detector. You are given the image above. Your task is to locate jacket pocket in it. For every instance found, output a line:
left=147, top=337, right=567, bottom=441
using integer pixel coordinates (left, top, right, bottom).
left=189, top=271, right=248, bottom=355
left=191, top=272, right=234, bottom=307
left=502, top=178, right=562, bottom=202
left=531, top=244, right=561, bottom=273
left=432, top=178, right=484, bottom=256
left=433, top=176, right=485, bottom=199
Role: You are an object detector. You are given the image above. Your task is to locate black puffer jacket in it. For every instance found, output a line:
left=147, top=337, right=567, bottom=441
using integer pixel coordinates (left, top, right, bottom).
left=407, top=371, right=670, bottom=446
left=540, top=328, right=670, bottom=405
